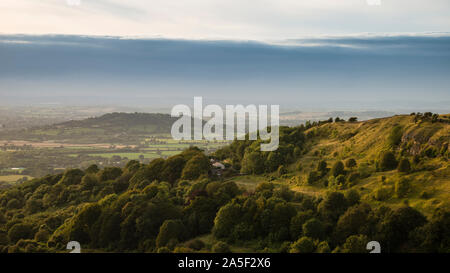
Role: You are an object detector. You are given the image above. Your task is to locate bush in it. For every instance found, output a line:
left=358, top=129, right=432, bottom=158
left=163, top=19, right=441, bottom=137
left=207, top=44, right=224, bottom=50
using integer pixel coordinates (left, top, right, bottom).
left=85, top=164, right=99, bottom=174
left=345, top=189, right=360, bottom=206
left=25, top=199, right=43, bottom=214
left=6, top=199, right=22, bottom=210
left=358, top=162, right=372, bottom=178
left=156, top=220, right=185, bottom=248
left=378, top=151, right=398, bottom=171
left=318, top=192, right=348, bottom=222
left=397, top=158, right=411, bottom=173
left=213, top=203, right=241, bottom=239
left=388, top=125, right=403, bottom=147
left=345, top=158, right=357, bottom=169
left=316, top=241, right=331, bottom=253
left=8, top=223, right=33, bottom=243
left=241, top=152, right=265, bottom=174
left=98, top=167, right=123, bottom=182
left=81, top=174, right=99, bottom=190
left=59, top=169, right=85, bottom=185
left=331, top=161, right=345, bottom=177
left=181, top=154, right=211, bottom=180
left=290, top=210, right=314, bottom=240
left=290, top=237, right=315, bottom=253
left=34, top=229, right=50, bottom=243
left=341, top=234, right=369, bottom=253
left=302, top=218, right=325, bottom=239
left=306, top=171, right=319, bottom=185
left=383, top=206, right=426, bottom=251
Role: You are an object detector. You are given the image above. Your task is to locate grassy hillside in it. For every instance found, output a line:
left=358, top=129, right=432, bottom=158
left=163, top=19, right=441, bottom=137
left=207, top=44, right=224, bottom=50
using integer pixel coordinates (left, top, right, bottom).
left=290, top=114, right=450, bottom=215
left=0, top=113, right=448, bottom=253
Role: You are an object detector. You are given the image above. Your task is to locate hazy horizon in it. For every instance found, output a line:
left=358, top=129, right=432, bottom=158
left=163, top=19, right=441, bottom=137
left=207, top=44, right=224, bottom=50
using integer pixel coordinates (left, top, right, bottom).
left=1, top=34, right=449, bottom=112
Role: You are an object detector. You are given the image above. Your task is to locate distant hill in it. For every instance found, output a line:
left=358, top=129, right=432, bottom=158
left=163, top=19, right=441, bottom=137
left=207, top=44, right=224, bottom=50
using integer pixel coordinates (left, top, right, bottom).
left=0, top=112, right=178, bottom=144
left=54, top=112, right=176, bottom=133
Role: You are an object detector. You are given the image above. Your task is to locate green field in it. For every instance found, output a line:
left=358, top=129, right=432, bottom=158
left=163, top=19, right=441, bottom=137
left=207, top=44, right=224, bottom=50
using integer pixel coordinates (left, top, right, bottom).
left=0, top=175, right=33, bottom=183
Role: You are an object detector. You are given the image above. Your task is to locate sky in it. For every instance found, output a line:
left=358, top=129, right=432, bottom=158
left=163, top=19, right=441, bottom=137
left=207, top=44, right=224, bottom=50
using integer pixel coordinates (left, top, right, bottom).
left=0, top=1, right=450, bottom=112
left=1, top=0, right=450, bottom=40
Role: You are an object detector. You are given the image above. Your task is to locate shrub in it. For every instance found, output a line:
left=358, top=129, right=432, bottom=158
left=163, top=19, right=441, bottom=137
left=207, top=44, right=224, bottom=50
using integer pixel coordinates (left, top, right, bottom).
left=316, top=241, right=331, bottom=253
left=382, top=206, right=426, bottom=251
left=81, top=174, right=99, bottom=190
left=25, top=199, right=43, bottom=214
left=8, top=223, right=33, bottom=243
left=331, top=161, right=345, bottom=177
left=341, top=235, right=369, bottom=253
left=98, top=167, right=123, bottom=182
left=345, top=189, right=360, bottom=206
left=318, top=192, right=348, bottom=222
left=378, top=151, right=398, bottom=171
left=181, top=154, right=211, bottom=180
left=213, top=203, right=241, bottom=239
left=306, top=171, right=319, bottom=185
left=290, top=237, right=315, bottom=253
left=156, top=220, right=185, bottom=248
left=85, top=164, right=99, bottom=174
left=241, top=152, right=265, bottom=174
left=345, top=158, right=357, bottom=169
left=59, top=169, right=85, bottom=185
left=290, top=210, right=314, bottom=240
left=397, top=158, right=411, bottom=173
left=302, top=218, right=325, bottom=239
left=34, top=229, right=50, bottom=243
left=6, top=199, right=22, bottom=210
left=388, top=126, right=403, bottom=147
